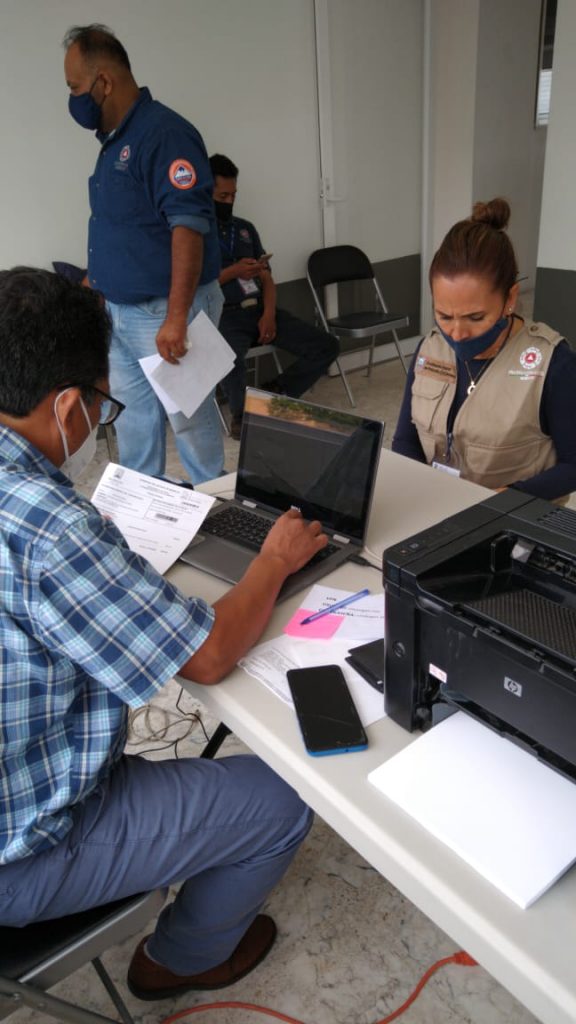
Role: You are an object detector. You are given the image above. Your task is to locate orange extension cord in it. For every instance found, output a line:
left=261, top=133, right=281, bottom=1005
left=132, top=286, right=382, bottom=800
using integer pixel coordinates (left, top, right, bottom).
left=160, top=950, right=478, bottom=1024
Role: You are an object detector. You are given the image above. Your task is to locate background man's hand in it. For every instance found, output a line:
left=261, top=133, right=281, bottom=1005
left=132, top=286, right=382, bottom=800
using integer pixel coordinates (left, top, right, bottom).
left=156, top=315, right=188, bottom=363
left=234, top=258, right=263, bottom=280
left=258, top=311, right=277, bottom=344
left=260, top=508, right=327, bottom=575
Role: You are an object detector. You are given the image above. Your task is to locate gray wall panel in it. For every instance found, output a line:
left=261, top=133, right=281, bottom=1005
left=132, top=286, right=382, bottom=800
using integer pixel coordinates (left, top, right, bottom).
left=534, top=268, right=576, bottom=348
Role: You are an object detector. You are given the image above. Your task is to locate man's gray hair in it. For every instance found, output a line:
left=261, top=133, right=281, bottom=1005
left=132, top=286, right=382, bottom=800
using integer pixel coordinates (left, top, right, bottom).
left=63, top=24, right=131, bottom=72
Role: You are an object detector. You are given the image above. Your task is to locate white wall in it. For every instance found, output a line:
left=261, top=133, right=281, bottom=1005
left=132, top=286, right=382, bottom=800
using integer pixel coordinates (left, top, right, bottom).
left=420, top=0, right=480, bottom=332
left=0, top=0, right=323, bottom=284
left=327, top=0, right=422, bottom=261
left=420, top=0, right=547, bottom=333
left=537, top=0, right=576, bottom=271
left=473, top=0, right=546, bottom=288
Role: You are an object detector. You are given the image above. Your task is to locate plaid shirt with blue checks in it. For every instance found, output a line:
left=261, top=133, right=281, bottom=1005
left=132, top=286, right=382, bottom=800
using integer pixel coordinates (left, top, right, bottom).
left=0, top=426, right=215, bottom=865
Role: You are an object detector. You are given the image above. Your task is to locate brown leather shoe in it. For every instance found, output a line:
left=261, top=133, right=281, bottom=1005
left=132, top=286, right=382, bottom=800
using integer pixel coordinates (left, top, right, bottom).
left=127, top=914, right=277, bottom=1001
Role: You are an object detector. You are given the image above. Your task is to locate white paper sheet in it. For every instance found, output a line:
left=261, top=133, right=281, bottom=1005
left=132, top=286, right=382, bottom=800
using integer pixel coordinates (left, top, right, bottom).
left=138, top=310, right=236, bottom=418
left=239, top=635, right=384, bottom=727
left=91, top=463, right=215, bottom=575
left=368, top=712, right=576, bottom=908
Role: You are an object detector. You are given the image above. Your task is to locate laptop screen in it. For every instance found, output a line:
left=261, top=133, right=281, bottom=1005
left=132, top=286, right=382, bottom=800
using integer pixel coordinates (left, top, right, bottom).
left=236, top=390, right=383, bottom=540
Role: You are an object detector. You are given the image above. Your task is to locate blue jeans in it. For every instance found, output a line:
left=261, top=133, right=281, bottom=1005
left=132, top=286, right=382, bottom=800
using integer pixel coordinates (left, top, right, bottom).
left=0, top=754, right=313, bottom=975
left=107, top=281, right=225, bottom=484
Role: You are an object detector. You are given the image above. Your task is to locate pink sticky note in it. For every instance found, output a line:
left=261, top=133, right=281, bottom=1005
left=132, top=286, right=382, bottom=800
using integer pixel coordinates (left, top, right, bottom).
left=283, top=607, right=343, bottom=639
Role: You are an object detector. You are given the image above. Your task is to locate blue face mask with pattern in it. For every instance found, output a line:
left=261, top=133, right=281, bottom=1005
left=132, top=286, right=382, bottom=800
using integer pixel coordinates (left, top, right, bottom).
left=435, top=309, right=509, bottom=362
left=68, top=77, right=102, bottom=130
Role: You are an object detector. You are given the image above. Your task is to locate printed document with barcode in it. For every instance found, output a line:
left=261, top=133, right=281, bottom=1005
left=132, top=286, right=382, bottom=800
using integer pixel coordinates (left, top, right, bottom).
left=91, top=463, right=215, bottom=574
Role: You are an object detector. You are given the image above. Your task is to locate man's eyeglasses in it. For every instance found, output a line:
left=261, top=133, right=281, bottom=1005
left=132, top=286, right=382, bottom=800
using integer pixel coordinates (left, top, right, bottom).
left=92, top=386, right=126, bottom=426
left=59, top=384, right=126, bottom=426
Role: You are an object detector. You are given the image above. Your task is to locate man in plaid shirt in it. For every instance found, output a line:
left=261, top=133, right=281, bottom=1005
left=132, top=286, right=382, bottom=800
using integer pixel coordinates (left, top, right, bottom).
left=0, top=268, right=326, bottom=999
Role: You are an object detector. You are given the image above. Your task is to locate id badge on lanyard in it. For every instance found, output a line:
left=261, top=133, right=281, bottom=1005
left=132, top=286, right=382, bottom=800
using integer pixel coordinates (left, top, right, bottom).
left=239, top=277, right=259, bottom=295
left=432, top=431, right=460, bottom=476
left=431, top=461, right=460, bottom=477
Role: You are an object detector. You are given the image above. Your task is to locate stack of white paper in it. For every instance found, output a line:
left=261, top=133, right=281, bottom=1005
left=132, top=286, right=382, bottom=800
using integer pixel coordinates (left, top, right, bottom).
left=368, top=712, right=576, bottom=908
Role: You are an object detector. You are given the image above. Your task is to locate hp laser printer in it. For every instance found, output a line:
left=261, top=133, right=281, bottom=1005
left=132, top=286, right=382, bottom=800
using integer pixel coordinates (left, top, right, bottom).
left=383, top=489, right=576, bottom=781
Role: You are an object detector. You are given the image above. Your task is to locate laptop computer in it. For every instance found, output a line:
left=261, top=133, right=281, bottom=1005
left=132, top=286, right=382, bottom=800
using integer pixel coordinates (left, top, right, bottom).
left=180, top=388, right=383, bottom=601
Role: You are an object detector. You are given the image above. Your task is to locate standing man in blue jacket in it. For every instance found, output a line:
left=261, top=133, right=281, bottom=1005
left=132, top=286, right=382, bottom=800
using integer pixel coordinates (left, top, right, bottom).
left=64, top=24, right=224, bottom=483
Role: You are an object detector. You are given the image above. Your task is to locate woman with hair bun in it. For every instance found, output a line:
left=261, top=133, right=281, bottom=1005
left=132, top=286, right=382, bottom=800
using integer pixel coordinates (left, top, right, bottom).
left=392, top=198, right=576, bottom=501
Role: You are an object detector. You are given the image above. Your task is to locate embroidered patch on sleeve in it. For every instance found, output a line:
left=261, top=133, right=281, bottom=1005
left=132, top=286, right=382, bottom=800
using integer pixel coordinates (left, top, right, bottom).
left=168, top=159, right=197, bottom=190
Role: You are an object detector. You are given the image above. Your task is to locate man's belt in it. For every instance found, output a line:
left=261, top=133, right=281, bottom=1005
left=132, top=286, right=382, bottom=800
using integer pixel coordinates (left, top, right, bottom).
left=224, top=298, right=259, bottom=311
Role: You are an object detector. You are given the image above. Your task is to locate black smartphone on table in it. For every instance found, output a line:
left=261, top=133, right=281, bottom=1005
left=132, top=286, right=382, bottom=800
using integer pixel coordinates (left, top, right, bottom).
left=286, top=664, right=368, bottom=757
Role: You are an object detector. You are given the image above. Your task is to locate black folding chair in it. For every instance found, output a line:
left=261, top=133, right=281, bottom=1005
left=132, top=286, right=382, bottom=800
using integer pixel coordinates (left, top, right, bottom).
left=307, top=244, right=409, bottom=406
left=0, top=889, right=166, bottom=1024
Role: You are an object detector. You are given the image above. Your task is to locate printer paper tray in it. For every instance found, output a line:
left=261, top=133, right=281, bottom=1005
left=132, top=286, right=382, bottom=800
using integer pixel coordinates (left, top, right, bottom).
left=464, top=587, right=576, bottom=664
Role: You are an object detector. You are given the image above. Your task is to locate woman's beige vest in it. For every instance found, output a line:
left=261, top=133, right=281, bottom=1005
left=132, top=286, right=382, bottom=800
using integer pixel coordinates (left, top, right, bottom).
left=411, top=320, right=564, bottom=492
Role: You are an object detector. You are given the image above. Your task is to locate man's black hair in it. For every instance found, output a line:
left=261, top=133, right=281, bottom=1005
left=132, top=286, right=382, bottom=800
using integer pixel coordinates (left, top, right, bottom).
left=209, top=154, right=239, bottom=180
left=0, top=268, right=110, bottom=417
left=63, top=24, right=131, bottom=72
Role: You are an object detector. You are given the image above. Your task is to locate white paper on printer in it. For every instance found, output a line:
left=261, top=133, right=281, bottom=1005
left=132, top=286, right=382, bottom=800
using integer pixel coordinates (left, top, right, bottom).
left=138, top=310, right=236, bottom=418
left=91, top=463, right=215, bottom=575
left=368, top=711, right=576, bottom=908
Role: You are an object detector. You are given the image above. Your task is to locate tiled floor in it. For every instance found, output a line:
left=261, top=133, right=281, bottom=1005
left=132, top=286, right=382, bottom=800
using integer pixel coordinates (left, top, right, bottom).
left=10, top=352, right=541, bottom=1024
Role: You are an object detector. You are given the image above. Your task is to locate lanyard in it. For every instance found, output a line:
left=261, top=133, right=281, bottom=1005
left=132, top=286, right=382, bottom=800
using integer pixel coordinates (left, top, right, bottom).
left=218, top=225, right=237, bottom=260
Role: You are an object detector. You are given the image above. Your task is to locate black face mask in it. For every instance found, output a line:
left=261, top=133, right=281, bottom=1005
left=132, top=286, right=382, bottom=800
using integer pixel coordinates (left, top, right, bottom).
left=214, top=200, right=233, bottom=223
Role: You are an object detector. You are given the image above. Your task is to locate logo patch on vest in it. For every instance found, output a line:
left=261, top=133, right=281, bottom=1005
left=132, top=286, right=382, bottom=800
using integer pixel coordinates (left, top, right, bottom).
left=240, top=228, right=250, bottom=241
left=169, top=159, right=197, bottom=190
left=119, top=145, right=131, bottom=162
left=519, top=346, right=543, bottom=370
left=416, top=355, right=456, bottom=382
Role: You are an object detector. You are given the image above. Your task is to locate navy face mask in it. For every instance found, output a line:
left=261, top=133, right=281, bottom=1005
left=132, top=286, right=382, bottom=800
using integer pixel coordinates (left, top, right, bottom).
left=214, top=200, right=234, bottom=223
left=68, top=78, right=102, bottom=130
left=435, top=309, right=509, bottom=362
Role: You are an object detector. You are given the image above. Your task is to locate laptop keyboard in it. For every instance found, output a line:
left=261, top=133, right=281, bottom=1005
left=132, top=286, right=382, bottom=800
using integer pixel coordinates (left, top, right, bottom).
left=202, top=505, right=340, bottom=565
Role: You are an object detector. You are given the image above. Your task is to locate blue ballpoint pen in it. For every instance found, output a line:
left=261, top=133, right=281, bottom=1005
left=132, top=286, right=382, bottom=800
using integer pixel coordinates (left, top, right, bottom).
left=300, top=588, right=371, bottom=625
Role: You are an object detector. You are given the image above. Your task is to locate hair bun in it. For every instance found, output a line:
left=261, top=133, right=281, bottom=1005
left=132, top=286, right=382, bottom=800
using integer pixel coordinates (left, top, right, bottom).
left=471, top=198, right=510, bottom=231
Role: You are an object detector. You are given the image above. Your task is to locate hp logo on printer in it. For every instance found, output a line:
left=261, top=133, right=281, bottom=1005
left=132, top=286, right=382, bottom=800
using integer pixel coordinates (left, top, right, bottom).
left=504, top=677, right=523, bottom=698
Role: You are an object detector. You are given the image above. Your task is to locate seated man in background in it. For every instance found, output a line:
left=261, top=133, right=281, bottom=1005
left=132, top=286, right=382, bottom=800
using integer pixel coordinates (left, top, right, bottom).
left=210, top=154, right=339, bottom=438
left=0, top=268, right=326, bottom=999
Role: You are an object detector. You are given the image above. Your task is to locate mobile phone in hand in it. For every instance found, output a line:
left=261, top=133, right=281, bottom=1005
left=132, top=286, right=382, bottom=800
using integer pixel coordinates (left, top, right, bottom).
left=287, top=665, right=368, bottom=757
left=259, top=252, right=273, bottom=262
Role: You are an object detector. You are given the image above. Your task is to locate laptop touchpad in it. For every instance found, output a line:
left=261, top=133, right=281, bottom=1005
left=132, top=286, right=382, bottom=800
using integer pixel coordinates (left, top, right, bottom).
left=181, top=535, right=253, bottom=584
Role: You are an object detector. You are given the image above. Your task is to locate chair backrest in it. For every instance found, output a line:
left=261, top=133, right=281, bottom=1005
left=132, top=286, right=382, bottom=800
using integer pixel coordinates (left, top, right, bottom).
left=307, top=245, right=375, bottom=290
